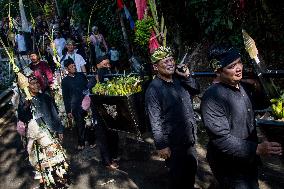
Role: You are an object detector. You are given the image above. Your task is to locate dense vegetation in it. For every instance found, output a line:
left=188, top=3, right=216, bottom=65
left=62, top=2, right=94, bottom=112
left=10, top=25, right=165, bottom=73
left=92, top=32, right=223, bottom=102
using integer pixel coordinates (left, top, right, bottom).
left=1, top=0, right=283, bottom=67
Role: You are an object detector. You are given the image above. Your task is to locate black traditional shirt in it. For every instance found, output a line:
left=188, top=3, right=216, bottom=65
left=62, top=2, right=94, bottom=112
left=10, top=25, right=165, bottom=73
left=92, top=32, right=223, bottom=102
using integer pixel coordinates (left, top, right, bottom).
left=62, top=72, right=88, bottom=113
left=18, top=93, right=64, bottom=134
left=145, top=76, right=200, bottom=150
left=201, top=82, right=259, bottom=176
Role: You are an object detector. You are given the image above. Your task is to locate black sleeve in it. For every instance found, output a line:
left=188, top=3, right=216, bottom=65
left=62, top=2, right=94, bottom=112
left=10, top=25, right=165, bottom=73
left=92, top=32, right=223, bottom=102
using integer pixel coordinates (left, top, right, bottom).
left=180, top=76, right=200, bottom=95
left=45, top=94, right=64, bottom=133
left=87, top=76, right=97, bottom=90
left=145, top=87, right=168, bottom=150
left=61, top=78, right=71, bottom=114
left=17, top=99, right=33, bottom=124
left=82, top=73, right=89, bottom=90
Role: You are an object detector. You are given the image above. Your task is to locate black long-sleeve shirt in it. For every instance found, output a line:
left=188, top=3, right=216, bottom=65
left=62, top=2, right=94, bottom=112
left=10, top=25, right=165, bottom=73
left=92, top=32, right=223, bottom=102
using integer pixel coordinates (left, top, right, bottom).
left=62, top=72, right=88, bottom=113
left=18, top=93, right=64, bottom=134
left=145, top=76, right=200, bottom=150
left=201, top=82, right=259, bottom=176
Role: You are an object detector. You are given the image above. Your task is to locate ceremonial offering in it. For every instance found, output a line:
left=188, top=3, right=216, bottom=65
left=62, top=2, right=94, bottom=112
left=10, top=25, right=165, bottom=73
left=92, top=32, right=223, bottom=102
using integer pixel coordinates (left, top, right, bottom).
left=92, top=76, right=142, bottom=96
left=91, top=75, right=147, bottom=136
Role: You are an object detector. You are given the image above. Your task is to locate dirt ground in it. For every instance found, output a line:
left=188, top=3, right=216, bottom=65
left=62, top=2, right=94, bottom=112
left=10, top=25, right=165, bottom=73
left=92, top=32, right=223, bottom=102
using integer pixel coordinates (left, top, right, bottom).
left=1, top=104, right=284, bottom=189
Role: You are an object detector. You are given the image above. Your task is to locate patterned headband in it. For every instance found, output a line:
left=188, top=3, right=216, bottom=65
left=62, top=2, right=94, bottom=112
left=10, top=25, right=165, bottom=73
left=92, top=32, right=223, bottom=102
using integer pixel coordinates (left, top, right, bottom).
left=210, top=47, right=241, bottom=71
left=150, top=46, right=173, bottom=64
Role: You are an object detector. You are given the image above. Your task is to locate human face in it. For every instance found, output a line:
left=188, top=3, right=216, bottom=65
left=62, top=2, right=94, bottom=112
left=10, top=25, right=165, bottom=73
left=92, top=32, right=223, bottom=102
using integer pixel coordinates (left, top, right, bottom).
left=29, top=53, right=39, bottom=63
left=67, top=63, right=76, bottom=74
left=28, top=79, right=40, bottom=96
left=97, top=59, right=110, bottom=69
left=154, top=56, right=176, bottom=77
left=219, top=58, right=243, bottom=87
left=66, top=44, right=75, bottom=52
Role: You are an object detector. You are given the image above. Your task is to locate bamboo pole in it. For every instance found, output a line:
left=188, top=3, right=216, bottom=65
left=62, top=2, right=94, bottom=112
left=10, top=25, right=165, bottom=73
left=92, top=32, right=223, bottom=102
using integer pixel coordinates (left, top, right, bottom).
left=54, top=0, right=60, bottom=17
left=119, top=11, right=131, bottom=58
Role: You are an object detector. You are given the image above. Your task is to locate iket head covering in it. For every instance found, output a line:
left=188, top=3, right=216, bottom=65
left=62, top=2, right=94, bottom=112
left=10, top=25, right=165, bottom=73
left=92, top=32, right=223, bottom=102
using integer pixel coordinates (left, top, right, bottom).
left=150, top=46, right=173, bottom=64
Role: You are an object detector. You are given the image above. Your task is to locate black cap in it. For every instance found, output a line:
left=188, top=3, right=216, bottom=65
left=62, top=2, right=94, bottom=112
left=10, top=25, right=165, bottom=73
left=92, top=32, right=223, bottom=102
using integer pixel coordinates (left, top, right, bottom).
left=64, top=57, right=75, bottom=67
left=96, top=55, right=109, bottom=65
left=208, top=45, right=241, bottom=71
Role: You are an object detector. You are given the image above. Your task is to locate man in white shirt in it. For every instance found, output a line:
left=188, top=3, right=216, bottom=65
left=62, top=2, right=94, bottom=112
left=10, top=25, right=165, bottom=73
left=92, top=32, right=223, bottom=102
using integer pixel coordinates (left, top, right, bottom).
left=60, top=39, right=86, bottom=73
left=15, top=30, right=27, bottom=55
left=54, top=33, right=66, bottom=57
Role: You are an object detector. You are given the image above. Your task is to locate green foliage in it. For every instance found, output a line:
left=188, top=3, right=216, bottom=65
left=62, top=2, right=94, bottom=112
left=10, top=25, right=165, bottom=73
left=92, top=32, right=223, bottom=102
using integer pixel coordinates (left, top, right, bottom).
left=270, top=92, right=284, bottom=119
left=0, top=0, right=19, bottom=18
left=158, top=0, right=284, bottom=67
left=187, top=0, right=244, bottom=46
left=43, top=1, right=53, bottom=17
left=134, top=17, right=154, bottom=47
left=92, top=76, right=142, bottom=96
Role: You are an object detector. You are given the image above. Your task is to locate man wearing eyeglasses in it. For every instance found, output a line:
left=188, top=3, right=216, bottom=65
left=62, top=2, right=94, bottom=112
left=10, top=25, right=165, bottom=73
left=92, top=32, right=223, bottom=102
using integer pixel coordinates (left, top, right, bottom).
left=145, top=46, right=200, bottom=189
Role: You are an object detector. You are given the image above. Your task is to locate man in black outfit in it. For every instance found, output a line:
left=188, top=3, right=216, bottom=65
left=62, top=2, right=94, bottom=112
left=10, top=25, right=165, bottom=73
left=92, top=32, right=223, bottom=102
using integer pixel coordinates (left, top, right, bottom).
left=62, top=58, right=88, bottom=150
left=91, top=55, right=119, bottom=169
left=145, top=46, right=200, bottom=189
left=18, top=76, right=64, bottom=141
left=201, top=45, right=282, bottom=189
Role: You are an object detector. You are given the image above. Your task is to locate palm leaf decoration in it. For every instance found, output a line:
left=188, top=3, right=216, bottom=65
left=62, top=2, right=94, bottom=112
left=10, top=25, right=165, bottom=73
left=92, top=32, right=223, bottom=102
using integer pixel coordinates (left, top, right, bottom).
left=148, top=0, right=167, bottom=46
left=242, top=29, right=279, bottom=100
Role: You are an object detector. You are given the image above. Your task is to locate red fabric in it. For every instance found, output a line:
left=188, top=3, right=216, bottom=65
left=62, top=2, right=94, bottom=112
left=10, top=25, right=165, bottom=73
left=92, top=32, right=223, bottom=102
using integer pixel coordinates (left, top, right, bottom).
left=29, top=61, right=53, bottom=91
left=149, top=31, right=160, bottom=53
left=117, top=0, right=124, bottom=10
left=135, top=0, right=147, bottom=20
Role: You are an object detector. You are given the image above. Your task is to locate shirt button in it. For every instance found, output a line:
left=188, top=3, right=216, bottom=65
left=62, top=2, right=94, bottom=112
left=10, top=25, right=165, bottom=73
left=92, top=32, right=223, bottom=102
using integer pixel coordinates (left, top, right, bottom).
left=248, top=108, right=251, bottom=112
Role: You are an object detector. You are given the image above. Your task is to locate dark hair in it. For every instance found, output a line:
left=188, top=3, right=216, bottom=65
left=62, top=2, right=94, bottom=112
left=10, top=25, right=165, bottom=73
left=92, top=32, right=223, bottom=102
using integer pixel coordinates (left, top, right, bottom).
left=28, top=51, right=39, bottom=56
left=64, top=57, right=75, bottom=67
left=96, top=55, right=109, bottom=65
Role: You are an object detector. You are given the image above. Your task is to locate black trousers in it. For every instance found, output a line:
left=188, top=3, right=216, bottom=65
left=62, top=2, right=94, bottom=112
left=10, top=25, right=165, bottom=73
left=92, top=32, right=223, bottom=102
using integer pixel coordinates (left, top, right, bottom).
left=207, top=149, right=259, bottom=189
left=214, top=175, right=259, bottom=189
left=73, top=109, right=86, bottom=146
left=85, top=126, right=96, bottom=145
left=95, top=123, right=119, bottom=165
left=166, top=145, right=197, bottom=189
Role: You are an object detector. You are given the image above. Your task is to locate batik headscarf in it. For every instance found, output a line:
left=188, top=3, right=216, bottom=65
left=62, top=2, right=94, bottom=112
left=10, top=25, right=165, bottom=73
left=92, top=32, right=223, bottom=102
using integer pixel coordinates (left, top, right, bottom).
left=150, top=46, right=173, bottom=64
left=210, top=47, right=241, bottom=71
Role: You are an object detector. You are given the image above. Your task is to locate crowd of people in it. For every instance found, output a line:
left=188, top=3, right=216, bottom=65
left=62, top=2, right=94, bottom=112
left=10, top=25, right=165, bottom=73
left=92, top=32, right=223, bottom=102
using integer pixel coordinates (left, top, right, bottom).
left=0, top=15, right=121, bottom=74
left=1, top=14, right=283, bottom=189
left=1, top=15, right=123, bottom=188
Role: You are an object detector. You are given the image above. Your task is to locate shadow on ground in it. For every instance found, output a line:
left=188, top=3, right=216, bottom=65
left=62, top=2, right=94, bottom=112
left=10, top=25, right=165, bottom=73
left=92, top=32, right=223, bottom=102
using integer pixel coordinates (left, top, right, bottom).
left=0, top=106, right=284, bottom=189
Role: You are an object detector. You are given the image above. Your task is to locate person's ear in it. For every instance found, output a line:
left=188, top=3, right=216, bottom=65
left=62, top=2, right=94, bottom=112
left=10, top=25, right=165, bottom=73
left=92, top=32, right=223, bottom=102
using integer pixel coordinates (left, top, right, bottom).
left=215, top=72, right=220, bottom=77
left=215, top=68, right=222, bottom=76
left=153, top=64, right=158, bottom=71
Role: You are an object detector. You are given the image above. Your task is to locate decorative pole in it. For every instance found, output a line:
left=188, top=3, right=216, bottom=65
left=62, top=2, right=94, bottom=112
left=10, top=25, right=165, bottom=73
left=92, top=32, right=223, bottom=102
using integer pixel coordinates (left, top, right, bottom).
left=119, top=10, right=131, bottom=58
left=243, top=29, right=279, bottom=100
left=54, top=0, right=60, bottom=17
left=19, top=0, right=29, bottom=32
